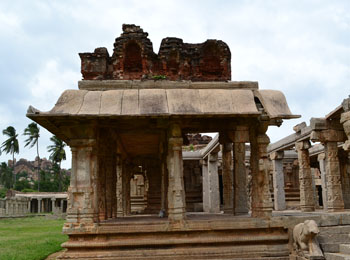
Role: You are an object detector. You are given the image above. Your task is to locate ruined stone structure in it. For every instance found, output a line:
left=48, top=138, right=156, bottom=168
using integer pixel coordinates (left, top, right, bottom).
left=0, top=190, right=67, bottom=217
left=0, top=191, right=67, bottom=217
left=27, top=24, right=307, bottom=259
left=80, top=24, right=231, bottom=81
left=268, top=97, right=350, bottom=215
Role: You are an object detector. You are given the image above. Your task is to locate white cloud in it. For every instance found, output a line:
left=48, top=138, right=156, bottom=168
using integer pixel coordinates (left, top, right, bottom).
left=0, top=0, right=349, bottom=167
left=27, top=59, right=81, bottom=111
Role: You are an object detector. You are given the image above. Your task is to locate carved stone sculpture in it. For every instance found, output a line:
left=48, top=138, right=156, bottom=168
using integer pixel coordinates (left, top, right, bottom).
left=292, top=220, right=324, bottom=258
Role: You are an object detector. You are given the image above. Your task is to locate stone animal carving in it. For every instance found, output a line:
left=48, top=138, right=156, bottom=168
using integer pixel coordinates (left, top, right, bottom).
left=292, top=220, right=324, bottom=258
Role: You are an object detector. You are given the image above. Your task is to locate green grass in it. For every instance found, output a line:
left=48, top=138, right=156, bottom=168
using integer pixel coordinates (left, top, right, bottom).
left=0, top=216, right=67, bottom=260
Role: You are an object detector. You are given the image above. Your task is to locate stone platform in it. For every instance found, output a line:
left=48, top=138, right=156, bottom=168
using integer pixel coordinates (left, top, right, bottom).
left=59, top=211, right=350, bottom=259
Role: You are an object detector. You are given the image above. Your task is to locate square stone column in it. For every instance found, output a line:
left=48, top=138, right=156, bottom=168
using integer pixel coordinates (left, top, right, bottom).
left=166, top=123, right=186, bottom=221
left=221, top=141, right=233, bottom=214
left=250, top=131, right=273, bottom=218
left=295, top=140, right=315, bottom=212
left=208, top=152, right=220, bottom=213
left=318, top=153, right=328, bottom=210
left=234, top=142, right=248, bottom=215
left=51, top=198, right=56, bottom=214
left=28, top=200, right=31, bottom=213
left=38, top=198, right=42, bottom=213
left=270, top=151, right=286, bottom=211
left=229, top=126, right=249, bottom=215
left=201, top=159, right=209, bottom=212
left=66, top=139, right=98, bottom=225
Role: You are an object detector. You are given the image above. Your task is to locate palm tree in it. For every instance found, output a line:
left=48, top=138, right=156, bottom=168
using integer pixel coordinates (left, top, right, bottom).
left=1, top=126, right=19, bottom=187
left=47, top=135, right=66, bottom=191
left=23, top=122, right=40, bottom=191
left=0, top=162, right=13, bottom=189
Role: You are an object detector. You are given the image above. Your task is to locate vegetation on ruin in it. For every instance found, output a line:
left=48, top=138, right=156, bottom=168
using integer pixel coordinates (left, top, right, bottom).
left=0, top=216, right=67, bottom=260
left=152, top=75, right=166, bottom=80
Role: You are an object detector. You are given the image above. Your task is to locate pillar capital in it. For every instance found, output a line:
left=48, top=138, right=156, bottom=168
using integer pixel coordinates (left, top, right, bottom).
left=270, top=151, right=284, bottom=160
left=227, top=126, right=250, bottom=143
left=208, top=152, right=218, bottom=162
left=310, top=129, right=346, bottom=143
left=295, top=140, right=311, bottom=151
left=317, top=152, right=326, bottom=161
left=68, top=139, right=96, bottom=148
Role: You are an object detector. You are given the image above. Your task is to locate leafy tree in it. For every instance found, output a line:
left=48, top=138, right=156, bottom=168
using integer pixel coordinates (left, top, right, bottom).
left=0, top=187, right=7, bottom=198
left=47, top=136, right=66, bottom=191
left=1, top=126, right=19, bottom=188
left=23, top=122, right=41, bottom=191
left=0, top=162, right=13, bottom=189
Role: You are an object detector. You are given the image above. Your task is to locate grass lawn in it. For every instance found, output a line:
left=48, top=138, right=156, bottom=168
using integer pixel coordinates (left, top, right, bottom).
left=0, top=216, right=67, bottom=260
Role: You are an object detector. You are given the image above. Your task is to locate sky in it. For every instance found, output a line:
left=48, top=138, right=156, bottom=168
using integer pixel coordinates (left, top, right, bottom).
left=0, top=0, right=349, bottom=169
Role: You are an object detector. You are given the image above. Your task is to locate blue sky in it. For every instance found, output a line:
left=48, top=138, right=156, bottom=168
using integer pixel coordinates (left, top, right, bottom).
left=0, top=0, right=349, bottom=168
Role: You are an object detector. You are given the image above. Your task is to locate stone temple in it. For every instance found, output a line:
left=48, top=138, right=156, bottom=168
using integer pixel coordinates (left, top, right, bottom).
left=26, top=25, right=350, bottom=259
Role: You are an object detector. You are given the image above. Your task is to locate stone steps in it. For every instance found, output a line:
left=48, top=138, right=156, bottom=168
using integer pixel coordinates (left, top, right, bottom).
left=324, top=252, right=350, bottom=260
left=319, top=225, right=350, bottom=260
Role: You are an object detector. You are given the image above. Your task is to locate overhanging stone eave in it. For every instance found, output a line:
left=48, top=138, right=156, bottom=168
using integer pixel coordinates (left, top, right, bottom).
left=26, top=110, right=263, bottom=119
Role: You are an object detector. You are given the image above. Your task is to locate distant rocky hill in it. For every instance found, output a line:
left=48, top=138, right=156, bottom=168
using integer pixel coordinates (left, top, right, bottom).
left=7, top=157, right=70, bottom=181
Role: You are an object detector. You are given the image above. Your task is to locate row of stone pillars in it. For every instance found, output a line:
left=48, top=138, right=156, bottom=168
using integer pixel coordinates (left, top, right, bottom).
left=66, top=121, right=276, bottom=225
left=202, top=126, right=273, bottom=218
left=66, top=124, right=187, bottom=224
left=29, top=198, right=67, bottom=214
left=271, top=128, right=349, bottom=212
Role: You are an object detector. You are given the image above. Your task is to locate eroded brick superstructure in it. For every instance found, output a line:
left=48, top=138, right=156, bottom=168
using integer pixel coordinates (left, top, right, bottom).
left=79, top=24, right=231, bottom=81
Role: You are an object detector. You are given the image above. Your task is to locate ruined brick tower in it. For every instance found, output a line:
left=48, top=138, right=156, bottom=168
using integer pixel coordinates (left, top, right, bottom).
left=79, top=24, right=231, bottom=81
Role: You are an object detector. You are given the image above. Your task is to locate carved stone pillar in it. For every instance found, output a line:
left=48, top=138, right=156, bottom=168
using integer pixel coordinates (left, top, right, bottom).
left=66, top=139, right=98, bottom=225
left=250, top=130, right=273, bottom=218
left=167, top=124, right=186, bottom=221
left=221, top=142, right=233, bottom=214
left=317, top=153, right=328, bottom=210
left=311, top=117, right=346, bottom=212
left=324, top=141, right=344, bottom=211
left=122, top=163, right=128, bottom=216
left=295, top=140, right=315, bottom=212
left=201, top=159, right=209, bottom=212
left=124, top=164, right=132, bottom=216
left=116, top=157, right=123, bottom=217
left=340, top=100, right=350, bottom=151
left=339, top=151, right=350, bottom=209
left=270, top=151, right=286, bottom=211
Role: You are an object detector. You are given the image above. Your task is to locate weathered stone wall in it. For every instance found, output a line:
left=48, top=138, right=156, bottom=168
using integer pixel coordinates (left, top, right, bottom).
left=80, top=24, right=231, bottom=81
